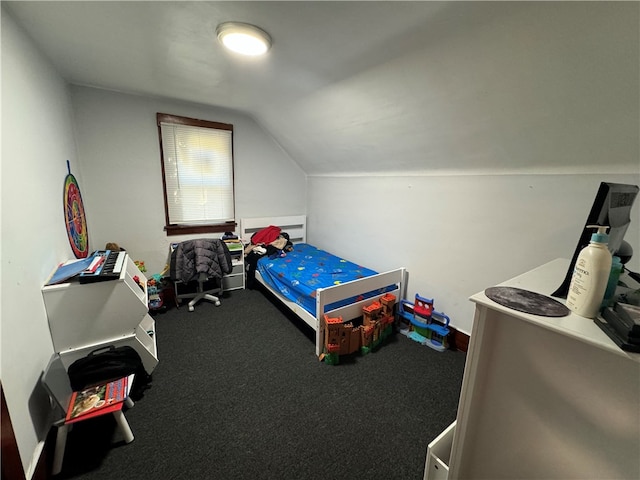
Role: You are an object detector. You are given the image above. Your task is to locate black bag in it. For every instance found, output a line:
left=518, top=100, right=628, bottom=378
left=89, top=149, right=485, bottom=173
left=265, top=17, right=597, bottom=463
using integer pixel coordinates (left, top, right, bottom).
left=67, top=345, right=151, bottom=399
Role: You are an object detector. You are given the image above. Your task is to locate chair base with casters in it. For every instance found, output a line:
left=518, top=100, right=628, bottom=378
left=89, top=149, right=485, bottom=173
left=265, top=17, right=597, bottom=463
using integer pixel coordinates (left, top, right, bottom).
left=174, top=272, right=222, bottom=312
left=41, top=354, right=136, bottom=476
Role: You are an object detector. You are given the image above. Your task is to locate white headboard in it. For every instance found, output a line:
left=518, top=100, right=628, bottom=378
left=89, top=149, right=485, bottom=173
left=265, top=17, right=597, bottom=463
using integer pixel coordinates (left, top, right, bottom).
left=240, top=215, right=307, bottom=244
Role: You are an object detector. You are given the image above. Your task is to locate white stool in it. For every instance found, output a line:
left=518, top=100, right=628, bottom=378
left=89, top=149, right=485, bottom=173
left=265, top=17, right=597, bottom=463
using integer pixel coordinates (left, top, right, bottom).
left=41, top=355, right=135, bottom=476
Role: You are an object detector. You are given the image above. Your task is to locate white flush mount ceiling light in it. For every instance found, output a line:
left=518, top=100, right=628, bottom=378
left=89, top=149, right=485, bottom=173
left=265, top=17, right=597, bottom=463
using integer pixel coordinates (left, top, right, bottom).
left=216, top=22, right=271, bottom=56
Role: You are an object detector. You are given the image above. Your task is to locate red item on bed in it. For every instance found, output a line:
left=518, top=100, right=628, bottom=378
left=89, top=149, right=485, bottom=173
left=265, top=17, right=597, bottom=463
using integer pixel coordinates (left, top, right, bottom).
left=251, top=225, right=281, bottom=245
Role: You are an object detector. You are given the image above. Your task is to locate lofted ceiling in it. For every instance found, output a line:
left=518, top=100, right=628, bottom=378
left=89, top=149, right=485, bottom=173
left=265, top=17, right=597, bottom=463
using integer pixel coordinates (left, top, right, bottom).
left=4, top=1, right=638, bottom=176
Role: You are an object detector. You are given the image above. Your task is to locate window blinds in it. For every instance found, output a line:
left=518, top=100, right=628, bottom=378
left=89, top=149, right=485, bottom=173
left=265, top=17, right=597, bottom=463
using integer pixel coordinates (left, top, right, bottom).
left=160, top=122, right=234, bottom=225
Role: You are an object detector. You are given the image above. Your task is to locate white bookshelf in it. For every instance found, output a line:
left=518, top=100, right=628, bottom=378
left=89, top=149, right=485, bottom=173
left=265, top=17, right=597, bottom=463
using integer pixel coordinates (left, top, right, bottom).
left=42, top=254, right=158, bottom=374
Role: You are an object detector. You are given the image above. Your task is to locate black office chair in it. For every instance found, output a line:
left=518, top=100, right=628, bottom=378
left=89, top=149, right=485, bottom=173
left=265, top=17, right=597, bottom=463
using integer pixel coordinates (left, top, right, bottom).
left=169, top=239, right=232, bottom=312
left=175, top=272, right=222, bottom=311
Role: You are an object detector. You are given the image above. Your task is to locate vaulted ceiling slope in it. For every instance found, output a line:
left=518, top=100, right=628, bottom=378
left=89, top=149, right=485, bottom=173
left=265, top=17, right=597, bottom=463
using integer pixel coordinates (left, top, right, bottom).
left=5, top=1, right=638, bottom=176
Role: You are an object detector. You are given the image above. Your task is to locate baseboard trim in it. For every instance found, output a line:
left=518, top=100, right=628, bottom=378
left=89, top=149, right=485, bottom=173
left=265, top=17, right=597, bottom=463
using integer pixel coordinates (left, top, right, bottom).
left=25, top=441, right=47, bottom=480
left=1, top=383, right=26, bottom=480
left=448, top=327, right=470, bottom=352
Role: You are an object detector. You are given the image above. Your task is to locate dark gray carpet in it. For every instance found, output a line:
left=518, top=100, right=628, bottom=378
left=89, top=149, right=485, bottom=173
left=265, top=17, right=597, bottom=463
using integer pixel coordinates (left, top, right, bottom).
left=54, top=288, right=466, bottom=480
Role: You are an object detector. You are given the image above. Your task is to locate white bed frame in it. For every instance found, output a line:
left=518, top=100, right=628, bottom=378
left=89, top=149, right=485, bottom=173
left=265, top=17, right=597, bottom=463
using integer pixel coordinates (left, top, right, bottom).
left=240, top=215, right=406, bottom=357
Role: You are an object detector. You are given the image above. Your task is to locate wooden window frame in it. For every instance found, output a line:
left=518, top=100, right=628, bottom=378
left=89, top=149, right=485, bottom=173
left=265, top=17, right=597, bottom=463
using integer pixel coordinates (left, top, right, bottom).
left=156, top=113, right=236, bottom=236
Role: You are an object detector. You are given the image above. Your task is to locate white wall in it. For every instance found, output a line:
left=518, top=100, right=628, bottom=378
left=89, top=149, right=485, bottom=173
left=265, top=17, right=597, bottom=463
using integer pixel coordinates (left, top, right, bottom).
left=1, top=11, right=306, bottom=478
left=268, top=2, right=639, bottom=177
left=307, top=174, right=640, bottom=334
left=305, top=2, right=640, bottom=335
left=71, top=87, right=306, bottom=275
left=1, top=9, right=80, bottom=477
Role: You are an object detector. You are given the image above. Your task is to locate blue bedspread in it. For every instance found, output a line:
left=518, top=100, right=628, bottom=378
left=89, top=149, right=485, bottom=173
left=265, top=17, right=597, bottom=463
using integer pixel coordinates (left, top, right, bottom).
left=256, top=243, right=391, bottom=315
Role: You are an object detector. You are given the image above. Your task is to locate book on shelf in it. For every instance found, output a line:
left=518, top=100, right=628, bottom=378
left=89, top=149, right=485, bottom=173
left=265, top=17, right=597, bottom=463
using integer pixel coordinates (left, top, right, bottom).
left=225, top=240, right=244, bottom=252
left=64, top=376, right=131, bottom=424
left=45, top=257, right=95, bottom=285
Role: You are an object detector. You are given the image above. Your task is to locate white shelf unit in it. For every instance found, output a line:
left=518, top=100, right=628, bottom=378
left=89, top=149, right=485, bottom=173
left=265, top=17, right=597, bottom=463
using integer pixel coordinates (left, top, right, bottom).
left=426, top=259, right=640, bottom=480
left=42, top=254, right=158, bottom=375
left=223, top=240, right=245, bottom=291
left=424, top=421, right=456, bottom=480
left=223, top=254, right=245, bottom=291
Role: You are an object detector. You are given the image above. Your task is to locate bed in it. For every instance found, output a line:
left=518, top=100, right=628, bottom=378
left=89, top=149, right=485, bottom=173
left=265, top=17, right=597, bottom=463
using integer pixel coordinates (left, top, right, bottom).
left=240, top=215, right=406, bottom=357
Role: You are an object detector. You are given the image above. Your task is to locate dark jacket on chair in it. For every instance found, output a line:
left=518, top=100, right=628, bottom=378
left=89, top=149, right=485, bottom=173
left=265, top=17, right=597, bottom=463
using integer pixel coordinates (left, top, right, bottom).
left=170, top=239, right=232, bottom=283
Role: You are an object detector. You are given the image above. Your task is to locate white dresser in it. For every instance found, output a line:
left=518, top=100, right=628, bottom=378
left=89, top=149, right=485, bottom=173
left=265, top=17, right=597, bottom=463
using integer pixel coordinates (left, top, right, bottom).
left=425, top=259, right=640, bottom=480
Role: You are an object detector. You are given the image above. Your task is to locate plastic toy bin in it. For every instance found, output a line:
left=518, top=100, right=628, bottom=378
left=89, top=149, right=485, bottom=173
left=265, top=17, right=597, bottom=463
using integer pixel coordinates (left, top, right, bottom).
left=424, top=421, right=456, bottom=480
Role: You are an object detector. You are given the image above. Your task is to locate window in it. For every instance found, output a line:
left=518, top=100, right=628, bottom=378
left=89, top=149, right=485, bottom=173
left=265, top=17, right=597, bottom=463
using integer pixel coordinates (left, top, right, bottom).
left=157, top=113, right=235, bottom=236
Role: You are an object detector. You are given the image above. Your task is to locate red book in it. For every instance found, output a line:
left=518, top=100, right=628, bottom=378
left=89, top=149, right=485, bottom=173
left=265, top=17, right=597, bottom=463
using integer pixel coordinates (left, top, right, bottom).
left=65, top=377, right=128, bottom=424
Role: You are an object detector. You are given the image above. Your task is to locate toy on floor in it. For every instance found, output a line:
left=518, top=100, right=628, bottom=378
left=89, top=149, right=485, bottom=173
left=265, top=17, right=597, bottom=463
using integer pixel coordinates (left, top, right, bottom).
left=147, top=274, right=169, bottom=313
left=398, top=294, right=450, bottom=351
left=322, top=293, right=396, bottom=365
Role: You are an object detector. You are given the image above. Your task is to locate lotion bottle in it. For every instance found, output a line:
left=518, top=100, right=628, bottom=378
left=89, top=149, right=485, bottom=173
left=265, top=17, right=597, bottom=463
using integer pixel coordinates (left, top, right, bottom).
left=566, top=225, right=612, bottom=318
